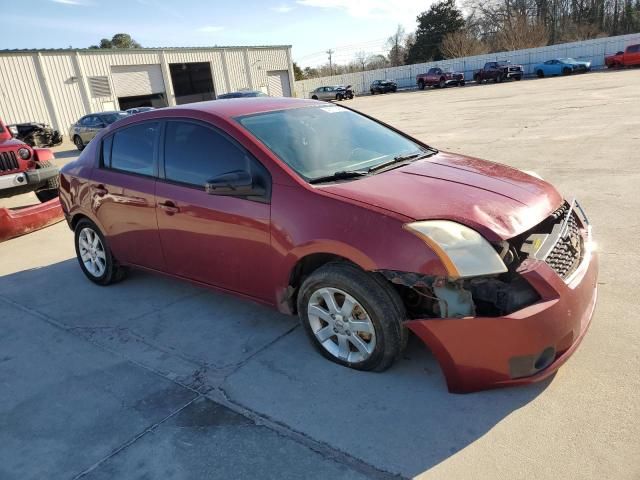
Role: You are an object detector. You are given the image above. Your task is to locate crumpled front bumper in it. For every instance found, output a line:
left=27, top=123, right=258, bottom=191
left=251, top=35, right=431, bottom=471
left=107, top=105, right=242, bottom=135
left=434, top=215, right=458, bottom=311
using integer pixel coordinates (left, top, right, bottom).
left=406, top=240, right=598, bottom=393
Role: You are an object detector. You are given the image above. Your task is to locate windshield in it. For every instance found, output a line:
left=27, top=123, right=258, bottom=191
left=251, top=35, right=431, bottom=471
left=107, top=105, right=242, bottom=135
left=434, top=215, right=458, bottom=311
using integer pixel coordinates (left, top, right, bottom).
left=101, top=112, right=128, bottom=124
left=238, top=105, right=427, bottom=181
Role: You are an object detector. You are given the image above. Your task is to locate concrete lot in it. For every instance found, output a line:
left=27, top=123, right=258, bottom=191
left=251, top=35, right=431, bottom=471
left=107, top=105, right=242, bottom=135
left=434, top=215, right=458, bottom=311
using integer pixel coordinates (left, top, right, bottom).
left=1, top=69, right=639, bottom=479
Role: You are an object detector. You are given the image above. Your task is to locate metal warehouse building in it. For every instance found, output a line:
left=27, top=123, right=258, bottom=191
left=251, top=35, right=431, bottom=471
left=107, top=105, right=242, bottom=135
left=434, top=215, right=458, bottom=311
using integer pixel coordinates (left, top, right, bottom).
left=0, top=45, right=294, bottom=133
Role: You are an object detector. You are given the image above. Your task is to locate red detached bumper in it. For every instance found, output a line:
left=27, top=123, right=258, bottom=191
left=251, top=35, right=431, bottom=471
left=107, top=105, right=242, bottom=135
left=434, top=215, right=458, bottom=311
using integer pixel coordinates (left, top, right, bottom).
left=406, top=243, right=598, bottom=393
left=0, top=198, right=63, bottom=242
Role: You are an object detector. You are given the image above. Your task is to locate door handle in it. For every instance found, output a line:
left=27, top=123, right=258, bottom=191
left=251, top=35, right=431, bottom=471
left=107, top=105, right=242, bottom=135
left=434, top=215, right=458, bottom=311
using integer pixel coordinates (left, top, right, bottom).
left=92, top=184, right=108, bottom=196
left=158, top=201, right=180, bottom=214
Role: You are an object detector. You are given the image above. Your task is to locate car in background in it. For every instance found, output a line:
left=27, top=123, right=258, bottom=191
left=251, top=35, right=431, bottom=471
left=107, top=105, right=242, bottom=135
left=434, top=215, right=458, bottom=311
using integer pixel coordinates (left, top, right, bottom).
left=69, top=111, right=128, bottom=151
left=533, top=58, right=591, bottom=77
left=416, top=68, right=465, bottom=89
left=7, top=122, right=63, bottom=147
left=59, top=97, right=597, bottom=393
left=0, top=118, right=59, bottom=202
left=218, top=90, right=269, bottom=99
left=370, top=80, right=397, bottom=94
left=309, top=85, right=350, bottom=101
left=126, top=107, right=156, bottom=115
left=605, top=44, right=640, bottom=68
left=474, top=61, right=524, bottom=83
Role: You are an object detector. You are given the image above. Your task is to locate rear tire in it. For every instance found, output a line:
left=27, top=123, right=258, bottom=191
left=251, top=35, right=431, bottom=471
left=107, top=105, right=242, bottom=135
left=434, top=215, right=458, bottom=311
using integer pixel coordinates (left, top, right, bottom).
left=74, top=219, right=128, bottom=286
left=73, top=135, right=84, bottom=151
left=418, top=80, right=425, bottom=90
left=370, top=89, right=375, bottom=95
left=474, top=75, right=482, bottom=84
left=311, top=95, right=318, bottom=100
left=459, top=80, right=465, bottom=86
left=496, top=73, right=503, bottom=83
left=537, top=69, right=544, bottom=78
left=297, top=262, right=407, bottom=372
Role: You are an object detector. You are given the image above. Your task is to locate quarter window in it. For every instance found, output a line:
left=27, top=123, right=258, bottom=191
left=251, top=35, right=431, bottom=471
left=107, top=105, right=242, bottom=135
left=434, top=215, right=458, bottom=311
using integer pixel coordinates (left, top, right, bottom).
left=107, top=122, right=159, bottom=176
left=163, top=121, right=253, bottom=187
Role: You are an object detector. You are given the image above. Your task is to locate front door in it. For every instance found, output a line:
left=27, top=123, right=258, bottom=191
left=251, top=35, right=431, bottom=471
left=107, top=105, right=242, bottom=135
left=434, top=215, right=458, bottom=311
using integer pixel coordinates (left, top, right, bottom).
left=155, top=119, right=273, bottom=301
left=90, top=121, right=165, bottom=271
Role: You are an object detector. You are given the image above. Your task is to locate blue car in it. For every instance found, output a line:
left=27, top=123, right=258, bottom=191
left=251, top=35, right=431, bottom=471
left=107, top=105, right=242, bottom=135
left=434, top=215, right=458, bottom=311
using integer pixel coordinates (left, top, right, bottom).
left=533, top=58, right=592, bottom=77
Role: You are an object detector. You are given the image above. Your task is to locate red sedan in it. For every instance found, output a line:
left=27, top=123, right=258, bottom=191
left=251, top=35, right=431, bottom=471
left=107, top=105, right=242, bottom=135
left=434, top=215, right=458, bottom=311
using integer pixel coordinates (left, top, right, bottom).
left=59, top=98, right=598, bottom=393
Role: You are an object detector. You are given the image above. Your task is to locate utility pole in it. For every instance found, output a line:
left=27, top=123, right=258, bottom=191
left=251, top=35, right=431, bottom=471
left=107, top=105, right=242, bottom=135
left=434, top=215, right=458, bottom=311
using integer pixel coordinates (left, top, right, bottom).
left=326, top=49, right=334, bottom=75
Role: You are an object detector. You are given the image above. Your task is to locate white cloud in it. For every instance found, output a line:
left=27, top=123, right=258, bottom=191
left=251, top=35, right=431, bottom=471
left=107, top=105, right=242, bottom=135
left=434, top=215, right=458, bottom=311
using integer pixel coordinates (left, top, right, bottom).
left=50, top=0, right=91, bottom=5
left=272, top=4, right=294, bottom=13
left=296, top=0, right=429, bottom=27
left=197, top=25, right=225, bottom=33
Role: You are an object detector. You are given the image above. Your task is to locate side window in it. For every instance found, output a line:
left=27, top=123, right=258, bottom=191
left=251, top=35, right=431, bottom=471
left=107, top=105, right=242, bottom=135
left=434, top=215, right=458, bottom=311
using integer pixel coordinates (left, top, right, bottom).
left=80, top=116, right=91, bottom=126
left=108, top=122, right=159, bottom=176
left=163, top=121, right=254, bottom=188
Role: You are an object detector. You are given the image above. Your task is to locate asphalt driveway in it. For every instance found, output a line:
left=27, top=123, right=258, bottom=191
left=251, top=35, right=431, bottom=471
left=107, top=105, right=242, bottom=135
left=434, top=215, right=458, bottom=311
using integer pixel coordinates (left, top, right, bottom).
left=1, top=69, right=639, bottom=479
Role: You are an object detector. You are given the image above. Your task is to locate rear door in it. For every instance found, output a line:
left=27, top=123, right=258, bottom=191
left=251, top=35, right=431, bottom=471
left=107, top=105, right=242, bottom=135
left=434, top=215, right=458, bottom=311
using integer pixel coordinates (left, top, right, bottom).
left=90, top=121, right=166, bottom=271
left=155, top=119, right=273, bottom=301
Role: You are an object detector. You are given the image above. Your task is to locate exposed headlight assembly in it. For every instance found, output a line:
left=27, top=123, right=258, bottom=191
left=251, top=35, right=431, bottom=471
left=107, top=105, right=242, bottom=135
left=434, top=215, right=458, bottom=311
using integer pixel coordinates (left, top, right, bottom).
left=404, top=220, right=508, bottom=278
left=17, top=147, right=31, bottom=160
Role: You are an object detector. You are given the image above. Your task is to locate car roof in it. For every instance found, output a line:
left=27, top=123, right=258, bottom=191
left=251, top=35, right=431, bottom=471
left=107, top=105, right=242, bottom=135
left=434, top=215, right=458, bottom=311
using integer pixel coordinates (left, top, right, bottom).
left=160, top=97, right=318, bottom=118
left=136, top=98, right=320, bottom=120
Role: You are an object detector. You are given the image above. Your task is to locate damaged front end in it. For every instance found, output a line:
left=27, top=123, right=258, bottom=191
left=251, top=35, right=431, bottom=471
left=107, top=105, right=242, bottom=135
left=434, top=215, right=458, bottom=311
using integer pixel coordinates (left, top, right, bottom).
left=378, top=199, right=597, bottom=393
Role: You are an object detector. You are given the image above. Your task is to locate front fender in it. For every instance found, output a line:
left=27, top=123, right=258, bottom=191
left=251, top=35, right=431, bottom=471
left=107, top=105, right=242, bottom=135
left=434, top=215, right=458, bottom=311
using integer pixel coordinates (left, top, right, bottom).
left=33, top=148, right=55, bottom=163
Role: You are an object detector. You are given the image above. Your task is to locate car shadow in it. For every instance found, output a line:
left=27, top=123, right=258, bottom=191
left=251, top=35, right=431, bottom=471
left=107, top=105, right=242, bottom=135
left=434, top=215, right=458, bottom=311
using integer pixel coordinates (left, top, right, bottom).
left=0, top=259, right=551, bottom=478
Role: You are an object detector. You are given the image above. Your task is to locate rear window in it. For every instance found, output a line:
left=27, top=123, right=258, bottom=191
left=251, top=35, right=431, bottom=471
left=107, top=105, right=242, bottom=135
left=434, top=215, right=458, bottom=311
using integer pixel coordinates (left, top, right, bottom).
left=106, top=122, right=159, bottom=176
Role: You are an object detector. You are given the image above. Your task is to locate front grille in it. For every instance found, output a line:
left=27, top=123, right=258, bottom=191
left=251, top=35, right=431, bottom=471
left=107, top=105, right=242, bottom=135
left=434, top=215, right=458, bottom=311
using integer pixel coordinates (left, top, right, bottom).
left=545, top=205, right=584, bottom=279
left=0, top=151, right=19, bottom=172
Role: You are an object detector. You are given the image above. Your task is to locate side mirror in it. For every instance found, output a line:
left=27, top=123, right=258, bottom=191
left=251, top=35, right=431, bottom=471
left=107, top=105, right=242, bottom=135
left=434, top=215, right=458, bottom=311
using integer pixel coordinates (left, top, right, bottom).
left=205, top=170, right=264, bottom=197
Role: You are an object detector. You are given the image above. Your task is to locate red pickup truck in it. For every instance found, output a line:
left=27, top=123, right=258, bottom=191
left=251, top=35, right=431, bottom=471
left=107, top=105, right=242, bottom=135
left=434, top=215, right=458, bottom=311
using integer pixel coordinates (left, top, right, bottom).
left=416, top=67, right=465, bottom=89
left=605, top=44, right=640, bottom=68
left=0, top=118, right=59, bottom=202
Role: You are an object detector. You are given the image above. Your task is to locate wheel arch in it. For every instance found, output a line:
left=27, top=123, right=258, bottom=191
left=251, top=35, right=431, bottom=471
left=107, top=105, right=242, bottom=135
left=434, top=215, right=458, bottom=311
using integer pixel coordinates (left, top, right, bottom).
left=278, top=246, right=376, bottom=314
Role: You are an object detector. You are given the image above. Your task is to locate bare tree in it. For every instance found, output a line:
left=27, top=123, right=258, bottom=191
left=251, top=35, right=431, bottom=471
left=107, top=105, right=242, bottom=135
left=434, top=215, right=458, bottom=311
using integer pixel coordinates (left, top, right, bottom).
left=493, top=14, right=549, bottom=50
left=387, top=25, right=406, bottom=66
left=441, top=30, right=490, bottom=58
left=354, top=51, right=367, bottom=71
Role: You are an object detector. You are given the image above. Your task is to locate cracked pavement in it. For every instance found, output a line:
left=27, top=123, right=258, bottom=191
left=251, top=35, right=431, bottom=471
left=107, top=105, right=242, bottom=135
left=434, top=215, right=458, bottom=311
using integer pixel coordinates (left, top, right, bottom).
left=1, top=69, right=639, bottom=479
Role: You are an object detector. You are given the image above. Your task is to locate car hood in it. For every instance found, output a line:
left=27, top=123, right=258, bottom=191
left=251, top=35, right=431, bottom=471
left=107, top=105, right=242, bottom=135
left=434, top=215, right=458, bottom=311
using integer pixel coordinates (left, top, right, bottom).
left=320, top=152, right=563, bottom=241
left=0, top=137, right=27, bottom=149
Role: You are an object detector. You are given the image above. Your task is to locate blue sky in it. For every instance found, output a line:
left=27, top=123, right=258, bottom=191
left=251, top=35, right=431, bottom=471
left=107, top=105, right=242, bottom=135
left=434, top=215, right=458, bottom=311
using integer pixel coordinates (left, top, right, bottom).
left=0, top=0, right=433, bottom=67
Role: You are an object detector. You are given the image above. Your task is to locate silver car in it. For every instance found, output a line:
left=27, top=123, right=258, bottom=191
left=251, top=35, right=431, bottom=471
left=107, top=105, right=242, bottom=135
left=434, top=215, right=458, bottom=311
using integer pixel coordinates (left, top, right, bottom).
left=309, top=85, right=347, bottom=101
left=69, top=111, right=128, bottom=151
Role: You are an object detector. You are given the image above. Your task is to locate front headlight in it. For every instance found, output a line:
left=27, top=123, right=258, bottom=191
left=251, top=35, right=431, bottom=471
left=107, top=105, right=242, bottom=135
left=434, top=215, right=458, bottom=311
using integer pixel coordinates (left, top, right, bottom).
left=404, top=220, right=507, bottom=278
left=17, top=147, right=31, bottom=160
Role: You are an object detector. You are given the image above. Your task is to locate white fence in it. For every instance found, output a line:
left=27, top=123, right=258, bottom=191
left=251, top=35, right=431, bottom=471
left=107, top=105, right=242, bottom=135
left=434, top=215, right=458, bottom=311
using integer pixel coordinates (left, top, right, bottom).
left=294, top=32, right=640, bottom=97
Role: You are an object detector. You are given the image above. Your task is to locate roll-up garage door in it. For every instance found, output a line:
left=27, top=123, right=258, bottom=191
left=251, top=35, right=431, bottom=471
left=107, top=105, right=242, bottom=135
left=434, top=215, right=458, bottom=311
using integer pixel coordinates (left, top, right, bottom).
left=266, top=70, right=291, bottom=97
left=111, top=65, right=166, bottom=97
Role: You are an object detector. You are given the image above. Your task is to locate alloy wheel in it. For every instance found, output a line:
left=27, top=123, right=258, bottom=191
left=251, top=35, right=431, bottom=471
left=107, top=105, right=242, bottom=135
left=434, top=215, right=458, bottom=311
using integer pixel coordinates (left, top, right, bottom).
left=78, top=227, right=106, bottom=277
left=307, top=287, right=376, bottom=363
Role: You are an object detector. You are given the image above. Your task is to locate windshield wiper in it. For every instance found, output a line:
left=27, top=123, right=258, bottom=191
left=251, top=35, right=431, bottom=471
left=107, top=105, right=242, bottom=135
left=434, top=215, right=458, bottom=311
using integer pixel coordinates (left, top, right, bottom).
left=309, top=170, right=367, bottom=184
left=368, top=150, right=436, bottom=174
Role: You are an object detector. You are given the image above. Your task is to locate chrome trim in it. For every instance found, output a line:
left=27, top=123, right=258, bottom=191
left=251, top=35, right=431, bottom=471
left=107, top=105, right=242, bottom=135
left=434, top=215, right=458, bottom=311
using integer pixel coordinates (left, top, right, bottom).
left=0, top=172, right=27, bottom=190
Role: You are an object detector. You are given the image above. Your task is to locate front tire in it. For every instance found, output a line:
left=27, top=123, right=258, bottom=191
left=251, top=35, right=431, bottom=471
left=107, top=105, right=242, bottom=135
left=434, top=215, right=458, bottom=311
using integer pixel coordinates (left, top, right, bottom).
left=74, top=219, right=127, bottom=286
left=438, top=77, right=446, bottom=89
left=297, top=262, right=407, bottom=372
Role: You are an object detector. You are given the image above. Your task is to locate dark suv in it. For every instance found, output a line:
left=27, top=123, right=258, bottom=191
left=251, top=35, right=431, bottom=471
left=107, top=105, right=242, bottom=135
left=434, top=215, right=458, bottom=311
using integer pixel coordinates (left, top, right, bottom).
left=69, top=111, right=128, bottom=151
